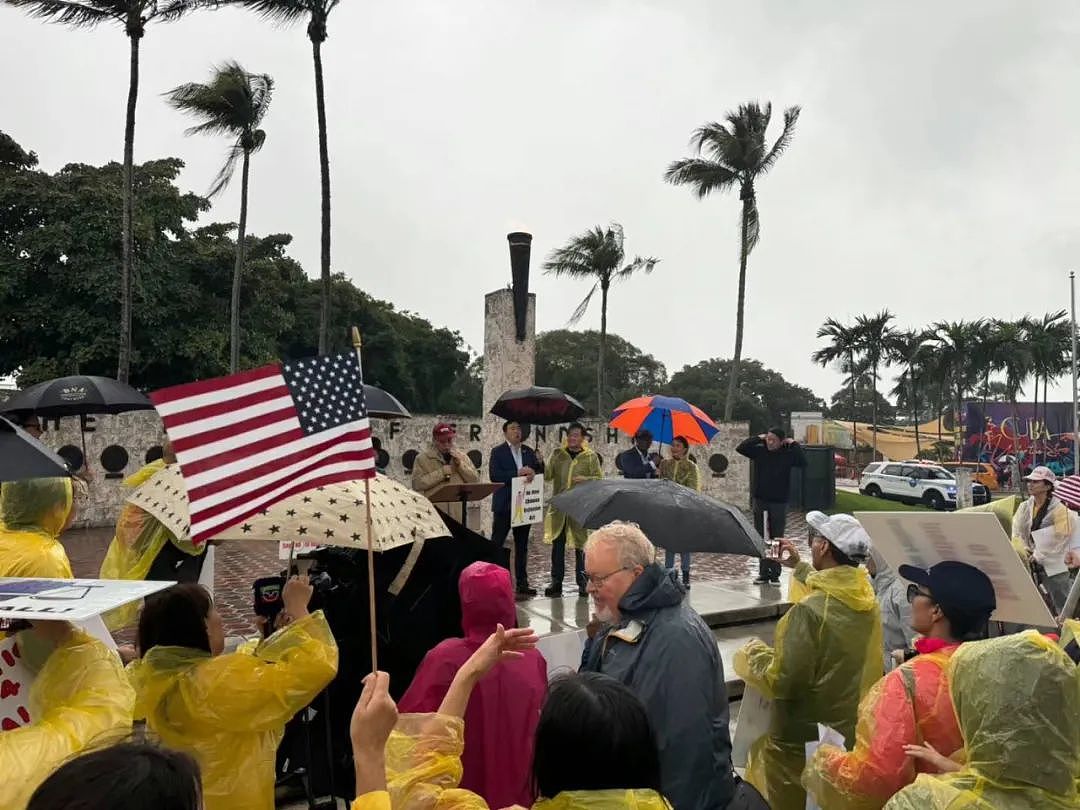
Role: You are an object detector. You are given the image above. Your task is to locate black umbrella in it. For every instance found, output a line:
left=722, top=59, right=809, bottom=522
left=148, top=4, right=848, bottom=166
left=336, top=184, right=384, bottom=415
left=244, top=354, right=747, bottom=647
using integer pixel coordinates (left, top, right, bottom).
left=1, top=375, right=152, bottom=418
left=364, top=384, right=411, bottom=419
left=490, top=386, right=585, bottom=425
left=550, top=478, right=767, bottom=556
left=0, top=415, right=72, bottom=482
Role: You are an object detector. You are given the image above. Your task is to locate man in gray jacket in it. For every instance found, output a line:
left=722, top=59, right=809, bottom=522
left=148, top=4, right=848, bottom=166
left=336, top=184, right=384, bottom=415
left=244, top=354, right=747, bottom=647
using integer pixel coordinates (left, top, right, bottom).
left=580, top=521, right=736, bottom=810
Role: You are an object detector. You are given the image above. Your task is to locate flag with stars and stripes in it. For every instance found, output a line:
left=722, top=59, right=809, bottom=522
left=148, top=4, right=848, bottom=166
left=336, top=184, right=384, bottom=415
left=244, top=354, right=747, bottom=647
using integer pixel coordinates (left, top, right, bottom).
left=150, top=351, right=376, bottom=544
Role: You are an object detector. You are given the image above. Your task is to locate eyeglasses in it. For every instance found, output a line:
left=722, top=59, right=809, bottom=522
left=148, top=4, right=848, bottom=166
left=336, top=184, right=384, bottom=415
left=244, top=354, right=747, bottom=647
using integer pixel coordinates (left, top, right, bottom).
left=906, top=583, right=934, bottom=604
left=584, top=567, right=631, bottom=588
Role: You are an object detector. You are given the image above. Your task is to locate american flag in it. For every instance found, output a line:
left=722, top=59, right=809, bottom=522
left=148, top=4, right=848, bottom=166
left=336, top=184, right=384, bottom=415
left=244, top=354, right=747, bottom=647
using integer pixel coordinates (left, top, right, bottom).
left=151, top=351, right=376, bottom=544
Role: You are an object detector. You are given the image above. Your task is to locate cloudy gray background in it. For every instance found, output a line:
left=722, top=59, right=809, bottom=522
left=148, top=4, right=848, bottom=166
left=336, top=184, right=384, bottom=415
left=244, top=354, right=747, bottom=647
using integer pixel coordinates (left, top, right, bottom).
left=4, top=1, right=1079, bottom=403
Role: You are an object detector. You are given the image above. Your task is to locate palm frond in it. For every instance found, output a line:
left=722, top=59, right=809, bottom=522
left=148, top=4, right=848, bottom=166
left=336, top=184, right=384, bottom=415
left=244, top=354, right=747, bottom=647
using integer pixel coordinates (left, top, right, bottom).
left=4, top=0, right=121, bottom=28
left=615, top=256, right=659, bottom=281
left=743, top=199, right=760, bottom=254
left=232, top=0, right=310, bottom=25
left=663, top=158, right=737, bottom=197
left=758, top=105, right=801, bottom=174
left=690, top=122, right=739, bottom=164
left=151, top=0, right=199, bottom=22
left=207, top=142, right=243, bottom=197
left=567, top=282, right=599, bottom=326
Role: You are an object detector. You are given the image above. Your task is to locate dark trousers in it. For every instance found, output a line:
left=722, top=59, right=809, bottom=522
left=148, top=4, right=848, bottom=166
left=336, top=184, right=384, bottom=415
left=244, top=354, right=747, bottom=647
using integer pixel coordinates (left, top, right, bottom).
left=753, top=499, right=788, bottom=581
left=146, top=540, right=206, bottom=584
left=551, top=531, right=585, bottom=588
left=491, top=513, right=532, bottom=590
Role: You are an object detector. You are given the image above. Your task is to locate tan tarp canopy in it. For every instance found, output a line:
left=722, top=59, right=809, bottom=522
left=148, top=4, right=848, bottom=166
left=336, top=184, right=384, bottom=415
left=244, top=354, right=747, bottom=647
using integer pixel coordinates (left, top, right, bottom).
left=808, top=418, right=954, bottom=461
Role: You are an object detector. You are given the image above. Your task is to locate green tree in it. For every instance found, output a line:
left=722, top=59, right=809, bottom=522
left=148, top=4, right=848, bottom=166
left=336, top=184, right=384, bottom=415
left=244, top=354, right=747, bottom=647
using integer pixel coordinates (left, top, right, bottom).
left=3, top=0, right=199, bottom=383
left=853, top=310, right=897, bottom=460
left=166, top=61, right=274, bottom=373
left=888, top=328, right=931, bottom=456
left=1025, top=311, right=1071, bottom=462
left=664, top=101, right=800, bottom=421
left=826, top=384, right=897, bottom=425
left=812, top=318, right=862, bottom=446
left=238, top=0, right=340, bottom=354
left=993, top=319, right=1032, bottom=446
left=542, top=224, right=659, bottom=416
left=666, top=357, right=825, bottom=435
left=535, top=330, right=667, bottom=416
left=928, top=319, right=985, bottom=460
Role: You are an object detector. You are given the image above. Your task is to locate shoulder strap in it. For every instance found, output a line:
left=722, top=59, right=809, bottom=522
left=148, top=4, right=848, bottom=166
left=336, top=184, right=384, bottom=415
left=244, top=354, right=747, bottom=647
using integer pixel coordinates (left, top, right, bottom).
left=899, top=664, right=922, bottom=744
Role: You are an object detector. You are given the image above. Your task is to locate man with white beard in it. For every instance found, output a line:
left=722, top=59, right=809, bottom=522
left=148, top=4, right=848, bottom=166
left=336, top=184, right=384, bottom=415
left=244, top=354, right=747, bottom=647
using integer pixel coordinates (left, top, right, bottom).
left=579, top=521, right=736, bottom=810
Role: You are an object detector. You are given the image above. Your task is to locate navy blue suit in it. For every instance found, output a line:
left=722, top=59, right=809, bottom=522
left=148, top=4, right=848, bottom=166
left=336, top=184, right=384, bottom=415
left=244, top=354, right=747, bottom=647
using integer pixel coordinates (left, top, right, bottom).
left=619, top=447, right=658, bottom=479
left=488, top=442, right=543, bottom=592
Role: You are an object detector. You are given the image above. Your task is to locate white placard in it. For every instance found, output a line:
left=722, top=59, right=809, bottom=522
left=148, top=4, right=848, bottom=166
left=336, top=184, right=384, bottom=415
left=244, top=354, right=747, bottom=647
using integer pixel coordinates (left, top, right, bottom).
left=535, top=628, right=586, bottom=680
left=856, top=512, right=1056, bottom=627
left=732, top=685, right=772, bottom=769
left=198, top=544, right=216, bottom=596
left=0, top=634, right=35, bottom=729
left=805, top=725, right=847, bottom=810
left=278, top=540, right=322, bottom=561
left=511, top=473, right=545, bottom=528
left=0, top=578, right=172, bottom=622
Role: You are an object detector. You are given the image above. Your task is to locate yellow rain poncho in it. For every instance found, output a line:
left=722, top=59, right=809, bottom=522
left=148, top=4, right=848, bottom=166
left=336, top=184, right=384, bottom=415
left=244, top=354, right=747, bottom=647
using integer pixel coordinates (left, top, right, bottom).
left=885, top=631, right=1080, bottom=809
left=0, top=628, right=135, bottom=810
left=349, top=713, right=673, bottom=810
left=129, top=611, right=339, bottom=810
left=98, top=460, right=203, bottom=630
left=0, top=477, right=74, bottom=578
left=543, top=442, right=603, bottom=549
left=734, top=561, right=883, bottom=810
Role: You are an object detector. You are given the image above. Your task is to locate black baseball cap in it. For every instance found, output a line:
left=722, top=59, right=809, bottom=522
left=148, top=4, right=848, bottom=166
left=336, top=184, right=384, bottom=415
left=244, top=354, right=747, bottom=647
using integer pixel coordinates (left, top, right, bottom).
left=898, top=560, right=997, bottom=614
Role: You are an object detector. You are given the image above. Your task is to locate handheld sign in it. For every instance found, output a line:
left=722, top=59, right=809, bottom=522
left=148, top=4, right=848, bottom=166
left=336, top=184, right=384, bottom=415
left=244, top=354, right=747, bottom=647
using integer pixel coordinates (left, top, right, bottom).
left=0, top=578, right=171, bottom=622
left=511, top=473, right=545, bottom=528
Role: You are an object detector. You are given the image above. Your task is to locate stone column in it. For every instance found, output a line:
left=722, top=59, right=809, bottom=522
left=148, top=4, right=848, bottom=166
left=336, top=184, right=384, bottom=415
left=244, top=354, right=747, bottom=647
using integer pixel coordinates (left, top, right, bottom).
left=479, top=287, right=536, bottom=532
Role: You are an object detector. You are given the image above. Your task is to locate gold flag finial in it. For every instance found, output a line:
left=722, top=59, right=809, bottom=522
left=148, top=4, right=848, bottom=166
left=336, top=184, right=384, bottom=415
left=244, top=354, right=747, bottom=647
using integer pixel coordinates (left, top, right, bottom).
left=351, top=326, right=362, bottom=349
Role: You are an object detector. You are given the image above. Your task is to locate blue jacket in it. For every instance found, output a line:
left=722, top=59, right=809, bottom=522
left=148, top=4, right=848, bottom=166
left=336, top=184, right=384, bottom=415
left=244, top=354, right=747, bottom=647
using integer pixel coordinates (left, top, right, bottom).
left=619, top=447, right=658, bottom=479
left=488, top=442, right=543, bottom=515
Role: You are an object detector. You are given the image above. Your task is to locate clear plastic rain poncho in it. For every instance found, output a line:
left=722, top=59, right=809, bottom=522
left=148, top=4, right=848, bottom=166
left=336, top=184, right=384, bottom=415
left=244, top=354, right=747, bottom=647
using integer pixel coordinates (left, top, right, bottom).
left=884, top=631, right=1080, bottom=809
left=98, top=460, right=204, bottom=630
left=347, top=713, right=674, bottom=810
left=0, top=477, right=74, bottom=578
left=0, top=628, right=135, bottom=810
left=128, top=611, right=338, bottom=810
left=734, top=561, right=883, bottom=810
left=803, top=644, right=963, bottom=810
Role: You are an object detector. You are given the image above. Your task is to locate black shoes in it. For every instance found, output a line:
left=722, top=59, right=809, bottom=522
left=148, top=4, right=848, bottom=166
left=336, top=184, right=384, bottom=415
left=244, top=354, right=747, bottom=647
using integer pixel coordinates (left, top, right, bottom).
left=515, top=585, right=538, bottom=600
left=544, top=583, right=563, bottom=597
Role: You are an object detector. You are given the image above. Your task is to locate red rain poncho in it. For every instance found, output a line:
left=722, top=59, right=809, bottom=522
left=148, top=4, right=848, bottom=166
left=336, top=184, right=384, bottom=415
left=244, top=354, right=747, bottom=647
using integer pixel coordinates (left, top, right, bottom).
left=398, top=561, right=548, bottom=809
left=803, top=639, right=964, bottom=809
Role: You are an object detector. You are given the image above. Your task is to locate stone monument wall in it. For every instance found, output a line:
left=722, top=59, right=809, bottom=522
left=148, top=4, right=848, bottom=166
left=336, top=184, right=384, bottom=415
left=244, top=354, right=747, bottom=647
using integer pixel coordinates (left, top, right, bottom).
left=36, top=411, right=751, bottom=530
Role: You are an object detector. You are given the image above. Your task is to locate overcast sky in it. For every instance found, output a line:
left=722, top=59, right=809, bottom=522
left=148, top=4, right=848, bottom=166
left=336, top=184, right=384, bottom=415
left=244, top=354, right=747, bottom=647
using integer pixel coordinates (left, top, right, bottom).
left=4, top=0, right=1080, bottom=405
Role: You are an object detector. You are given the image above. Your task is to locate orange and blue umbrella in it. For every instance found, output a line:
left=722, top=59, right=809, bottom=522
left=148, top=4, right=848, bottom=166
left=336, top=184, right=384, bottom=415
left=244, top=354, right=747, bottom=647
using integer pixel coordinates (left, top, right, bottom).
left=609, top=395, right=719, bottom=446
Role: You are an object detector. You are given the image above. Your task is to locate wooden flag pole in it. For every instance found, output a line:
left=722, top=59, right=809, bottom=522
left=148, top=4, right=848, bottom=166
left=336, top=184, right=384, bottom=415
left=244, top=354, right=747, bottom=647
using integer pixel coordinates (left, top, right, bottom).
left=353, top=326, right=379, bottom=674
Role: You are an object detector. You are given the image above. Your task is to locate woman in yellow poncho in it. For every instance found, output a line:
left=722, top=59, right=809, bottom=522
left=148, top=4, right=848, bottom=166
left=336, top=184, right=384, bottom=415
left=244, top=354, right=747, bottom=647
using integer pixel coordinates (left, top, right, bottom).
left=99, top=450, right=206, bottom=630
left=128, top=577, right=338, bottom=810
left=0, top=477, right=75, bottom=578
left=734, top=511, right=882, bottom=810
left=886, top=631, right=1080, bottom=809
left=543, top=423, right=603, bottom=597
left=348, top=625, right=673, bottom=810
left=0, top=621, right=135, bottom=810
left=658, top=435, right=700, bottom=587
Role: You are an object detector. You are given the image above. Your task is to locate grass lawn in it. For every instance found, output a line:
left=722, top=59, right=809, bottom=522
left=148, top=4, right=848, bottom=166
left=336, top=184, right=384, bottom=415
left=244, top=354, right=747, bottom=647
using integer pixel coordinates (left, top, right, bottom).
left=827, top=490, right=930, bottom=515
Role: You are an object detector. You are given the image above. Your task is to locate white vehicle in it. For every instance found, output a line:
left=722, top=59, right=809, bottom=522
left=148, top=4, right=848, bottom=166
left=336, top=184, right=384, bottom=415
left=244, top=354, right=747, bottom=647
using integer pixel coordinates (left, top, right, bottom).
left=859, top=461, right=990, bottom=510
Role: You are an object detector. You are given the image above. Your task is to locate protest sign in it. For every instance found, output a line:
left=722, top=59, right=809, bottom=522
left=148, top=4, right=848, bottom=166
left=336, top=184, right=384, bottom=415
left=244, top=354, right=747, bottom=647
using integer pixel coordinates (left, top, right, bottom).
left=0, top=578, right=171, bottom=622
left=511, top=473, right=545, bottom=528
left=535, top=628, right=586, bottom=680
left=731, top=685, right=772, bottom=769
left=856, top=512, right=1056, bottom=627
left=805, top=725, right=847, bottom=810
left=278, top=540, right=321, bottom=561
left=0, top=635, right=34, bottom=730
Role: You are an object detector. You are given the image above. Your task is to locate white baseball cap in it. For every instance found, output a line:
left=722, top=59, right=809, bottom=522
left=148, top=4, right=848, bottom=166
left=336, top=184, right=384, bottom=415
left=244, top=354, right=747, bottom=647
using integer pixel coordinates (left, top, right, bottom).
left=806, top=511, right=871, bottom=561
left=1023, top=466, right=1056, bottom=483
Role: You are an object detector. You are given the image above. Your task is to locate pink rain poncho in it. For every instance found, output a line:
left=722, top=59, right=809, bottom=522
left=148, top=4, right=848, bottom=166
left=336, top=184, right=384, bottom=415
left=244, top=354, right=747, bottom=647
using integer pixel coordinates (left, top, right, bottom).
left=398, top=561, right=548, bottom=809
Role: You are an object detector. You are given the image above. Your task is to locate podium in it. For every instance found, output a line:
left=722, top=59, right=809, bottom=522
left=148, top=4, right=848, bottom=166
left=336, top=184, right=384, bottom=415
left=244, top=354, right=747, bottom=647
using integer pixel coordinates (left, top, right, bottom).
left=427, top=482, right=503, bottom=530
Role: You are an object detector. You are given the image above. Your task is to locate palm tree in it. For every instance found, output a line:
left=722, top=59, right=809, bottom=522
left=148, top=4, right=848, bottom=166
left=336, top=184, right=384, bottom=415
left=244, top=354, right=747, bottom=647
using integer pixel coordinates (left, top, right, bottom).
left=812, top=318, right=860, bottom=452
left=853, top=310, right=896, bottom=460
left=4, top=0, right=198, bottom=383
left=889, top=329, right=929, bottom=457
left=928, top=320, right=985, bottom=460
left=971, top=320, right=1006, bottom=463
left=237, top=0, right=340, bottom=354
left=1026, top=311, right=1070, bottom=463
left=542, top=223, right=659, bottom=416
left=993, top=319, right=1031, bottom=457
left=665, top=101, right=800, bottom=421
left=166, top=62, right=273, bottom=373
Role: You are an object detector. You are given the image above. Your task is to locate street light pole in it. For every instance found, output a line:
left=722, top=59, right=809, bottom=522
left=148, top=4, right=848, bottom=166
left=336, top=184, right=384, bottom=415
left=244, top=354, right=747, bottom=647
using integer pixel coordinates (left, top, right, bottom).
left=1071, top=271, right=1078, bottom=476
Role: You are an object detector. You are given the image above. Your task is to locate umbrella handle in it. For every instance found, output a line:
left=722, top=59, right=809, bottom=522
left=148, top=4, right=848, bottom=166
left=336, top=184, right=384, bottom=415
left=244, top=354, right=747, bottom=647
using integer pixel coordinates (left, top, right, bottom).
left=364, top=477, right=378, bottom=674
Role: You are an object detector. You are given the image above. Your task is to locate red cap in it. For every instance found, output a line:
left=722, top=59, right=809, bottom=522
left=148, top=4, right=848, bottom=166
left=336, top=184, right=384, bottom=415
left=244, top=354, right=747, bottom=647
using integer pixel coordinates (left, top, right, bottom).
left=433, top=422, right=456, bottom=439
